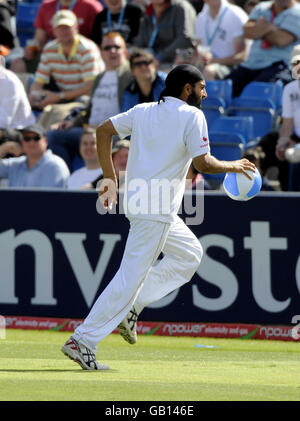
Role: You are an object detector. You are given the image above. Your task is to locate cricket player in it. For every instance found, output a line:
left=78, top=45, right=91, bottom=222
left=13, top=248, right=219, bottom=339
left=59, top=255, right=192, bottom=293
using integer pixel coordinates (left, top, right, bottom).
left=62, top=64, right=255, bottom=370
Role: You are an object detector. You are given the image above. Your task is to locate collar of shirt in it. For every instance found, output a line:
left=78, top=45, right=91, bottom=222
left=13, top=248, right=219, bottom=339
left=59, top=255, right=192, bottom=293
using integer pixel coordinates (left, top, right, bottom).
left=201, top=0, right=228, bottom=19
left=128, top=74, right=158, bottom=94
left=24, top=150, right=53, bottom=171
left=58, top=34, right=80, bottom=59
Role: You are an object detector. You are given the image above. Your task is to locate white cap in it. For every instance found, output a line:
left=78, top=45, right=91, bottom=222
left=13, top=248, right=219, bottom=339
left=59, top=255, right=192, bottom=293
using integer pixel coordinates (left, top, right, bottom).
left=52, top=10, right=77, bottom=28
left=291, top=44, right=300, bottom=64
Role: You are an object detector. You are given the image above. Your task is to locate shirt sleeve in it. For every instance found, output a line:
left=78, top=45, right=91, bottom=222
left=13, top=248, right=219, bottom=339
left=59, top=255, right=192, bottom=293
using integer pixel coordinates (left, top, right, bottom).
left=34, top=3, right=46, bottom=30
left=185, top=110, right=210, bottom=158
left=110, top=107, right=136, bottom=139
left=282, top=84, right=293, bottom=118
left=34, top=50, right=51, bottom=85
left=279, top=10, right=300, bottom=39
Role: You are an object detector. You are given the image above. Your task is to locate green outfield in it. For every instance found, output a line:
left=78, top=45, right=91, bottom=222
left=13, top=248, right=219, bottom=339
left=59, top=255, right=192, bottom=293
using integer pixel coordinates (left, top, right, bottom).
left=0, top=329, right=299, bottom=401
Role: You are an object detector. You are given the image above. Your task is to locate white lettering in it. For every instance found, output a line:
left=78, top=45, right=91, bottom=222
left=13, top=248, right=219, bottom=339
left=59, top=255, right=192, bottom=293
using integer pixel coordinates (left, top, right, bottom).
left=0, top=229, right=56, bottom=305
left=244, top=222, right=290, bottom=312
left=192, top=234, right=238, bottom=310
left=55, top=233, right=121, bottom=307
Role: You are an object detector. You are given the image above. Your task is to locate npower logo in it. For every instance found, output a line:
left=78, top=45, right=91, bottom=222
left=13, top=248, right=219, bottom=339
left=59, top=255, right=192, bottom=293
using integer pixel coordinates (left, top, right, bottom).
left=162, top=323, right=206, bottom=335
left=259, top=326, right=294, bottom=339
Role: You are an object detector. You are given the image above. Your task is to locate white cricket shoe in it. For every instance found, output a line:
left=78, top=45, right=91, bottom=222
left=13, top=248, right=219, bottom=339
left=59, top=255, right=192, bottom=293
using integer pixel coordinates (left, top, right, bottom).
left=61, top=336, right=109, bottom=370
left=118, top=306, right=138, bottom=344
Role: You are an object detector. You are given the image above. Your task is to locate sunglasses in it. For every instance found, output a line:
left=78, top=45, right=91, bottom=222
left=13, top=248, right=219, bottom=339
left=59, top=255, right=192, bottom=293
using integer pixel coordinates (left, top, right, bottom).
left=23, top=135, right=41, bottom=142
left=132, top=59, right=153, bottom=68
left=102, top=45, right=122, bottom=51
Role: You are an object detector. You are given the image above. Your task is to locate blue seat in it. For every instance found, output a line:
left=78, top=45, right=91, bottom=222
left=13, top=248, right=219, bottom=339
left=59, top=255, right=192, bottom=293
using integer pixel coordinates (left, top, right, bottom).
left=205, top=79, right=233, bottom=109
left=16, top=3, right=40, bottom=47
left=240, top=81, right=283, bottom=112
left=202, top=106, right=224, bottom=128
left=204, top=141, right=244, bottom=184
left=227, top=98, right=275, bottom=139
left=209, top=116, right=254, bottom=145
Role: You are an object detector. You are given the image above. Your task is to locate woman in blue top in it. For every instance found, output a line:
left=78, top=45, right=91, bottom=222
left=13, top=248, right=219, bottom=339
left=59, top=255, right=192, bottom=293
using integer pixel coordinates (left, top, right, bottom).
left=121, top=48, right=166, bottom=112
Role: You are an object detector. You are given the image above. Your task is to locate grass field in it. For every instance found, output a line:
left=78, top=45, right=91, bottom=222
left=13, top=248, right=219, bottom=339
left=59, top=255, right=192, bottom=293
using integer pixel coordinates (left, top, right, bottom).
left=0, top=329, right=299, bottom=401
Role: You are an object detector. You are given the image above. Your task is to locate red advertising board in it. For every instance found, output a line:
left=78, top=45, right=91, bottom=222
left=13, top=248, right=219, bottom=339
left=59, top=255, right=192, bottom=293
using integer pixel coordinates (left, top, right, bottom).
left=3, top=316, right=300, bottom=342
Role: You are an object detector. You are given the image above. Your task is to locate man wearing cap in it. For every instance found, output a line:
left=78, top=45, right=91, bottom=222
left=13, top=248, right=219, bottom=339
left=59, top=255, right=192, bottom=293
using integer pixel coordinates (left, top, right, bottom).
left=0, top=124, right=69, bottom=188
left=61, top=64, right=256, bottom=370
left=29, top=10, right=103, bottom=110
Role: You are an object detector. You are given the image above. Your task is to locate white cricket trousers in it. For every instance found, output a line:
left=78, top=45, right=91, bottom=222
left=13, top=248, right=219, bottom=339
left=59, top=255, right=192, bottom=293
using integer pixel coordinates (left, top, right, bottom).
left=73, top=215, right=203, bottom=353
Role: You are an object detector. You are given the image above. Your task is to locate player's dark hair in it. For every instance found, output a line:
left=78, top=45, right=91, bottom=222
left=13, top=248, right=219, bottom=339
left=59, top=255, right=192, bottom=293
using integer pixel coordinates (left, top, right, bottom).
left=158, top=64, right=204, bottom=103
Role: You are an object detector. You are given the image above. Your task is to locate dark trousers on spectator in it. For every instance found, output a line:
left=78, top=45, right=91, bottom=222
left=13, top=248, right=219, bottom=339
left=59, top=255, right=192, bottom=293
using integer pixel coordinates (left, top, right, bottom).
left=47, top=127, right=84, bottom=172
left=289, top=164, right=300, bottom=191
left=258, top=131, right=290, bottom=191
left=226, top=61, right=292, bottom=97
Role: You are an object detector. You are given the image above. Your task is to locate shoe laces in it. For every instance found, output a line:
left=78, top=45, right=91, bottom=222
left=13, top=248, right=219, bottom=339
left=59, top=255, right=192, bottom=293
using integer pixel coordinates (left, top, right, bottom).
left=127, top=307, right=138, bottom=331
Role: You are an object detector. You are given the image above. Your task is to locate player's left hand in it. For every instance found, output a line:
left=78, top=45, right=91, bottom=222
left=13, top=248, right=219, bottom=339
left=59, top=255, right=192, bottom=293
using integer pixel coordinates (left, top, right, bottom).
left=230, top=158, right=256, bottom=180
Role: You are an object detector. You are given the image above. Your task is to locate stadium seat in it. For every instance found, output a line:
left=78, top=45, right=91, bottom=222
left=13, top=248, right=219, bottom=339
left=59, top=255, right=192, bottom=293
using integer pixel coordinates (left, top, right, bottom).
left=240, top=81, right=283, bottom=112
left=205, top=79, right=233, bottom=108
left=209, top=116, right=255, bottom=145
left=16, top=2, right=40, bottom=47
left=227, top=97, right=276, bottom=139
left=202, top=105, right=224, bottom=128
left=203, top=140, right=244, bottom=185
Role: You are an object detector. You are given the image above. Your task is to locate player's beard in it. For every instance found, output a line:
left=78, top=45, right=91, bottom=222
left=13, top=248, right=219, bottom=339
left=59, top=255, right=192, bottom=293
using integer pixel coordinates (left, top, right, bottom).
left=187, top=89, right=202, bottom=107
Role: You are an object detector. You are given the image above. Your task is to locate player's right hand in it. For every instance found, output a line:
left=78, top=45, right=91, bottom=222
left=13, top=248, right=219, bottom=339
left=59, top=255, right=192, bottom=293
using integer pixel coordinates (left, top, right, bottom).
left=98, top=177, right=118, bottom=210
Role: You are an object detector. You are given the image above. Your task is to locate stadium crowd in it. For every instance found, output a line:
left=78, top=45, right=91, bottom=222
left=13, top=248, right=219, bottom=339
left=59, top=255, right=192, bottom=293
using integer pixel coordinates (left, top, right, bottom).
left=0, top=0, right=300, bottom=191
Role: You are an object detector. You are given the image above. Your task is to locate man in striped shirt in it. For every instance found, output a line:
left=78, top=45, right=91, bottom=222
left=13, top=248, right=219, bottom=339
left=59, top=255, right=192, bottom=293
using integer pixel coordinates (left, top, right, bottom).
left=29, top=10, right=104, bottom=110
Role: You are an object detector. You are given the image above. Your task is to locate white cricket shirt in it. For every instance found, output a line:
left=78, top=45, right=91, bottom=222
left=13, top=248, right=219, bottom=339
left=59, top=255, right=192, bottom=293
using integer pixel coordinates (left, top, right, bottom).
left=110, top=97, right=210, bottom=223
left=282, top=80, right=300, bottom=138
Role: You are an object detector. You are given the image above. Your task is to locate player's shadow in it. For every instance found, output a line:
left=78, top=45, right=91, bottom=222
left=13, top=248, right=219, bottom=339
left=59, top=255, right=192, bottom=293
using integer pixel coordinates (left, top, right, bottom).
left=0, top=369, right=116, bottom=373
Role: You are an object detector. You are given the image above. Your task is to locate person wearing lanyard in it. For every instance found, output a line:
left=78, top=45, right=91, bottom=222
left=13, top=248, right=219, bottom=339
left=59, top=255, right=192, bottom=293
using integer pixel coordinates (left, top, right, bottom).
left=135, top=0, right=196, bottom=65
left=90, top=0, right=143, bottom=47
left=195, top=0, right=249, bottom=81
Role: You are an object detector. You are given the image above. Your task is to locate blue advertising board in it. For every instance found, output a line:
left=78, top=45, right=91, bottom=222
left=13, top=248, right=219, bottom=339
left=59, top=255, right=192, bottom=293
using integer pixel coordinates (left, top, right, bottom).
left=0, top=189, right=299, bottom=325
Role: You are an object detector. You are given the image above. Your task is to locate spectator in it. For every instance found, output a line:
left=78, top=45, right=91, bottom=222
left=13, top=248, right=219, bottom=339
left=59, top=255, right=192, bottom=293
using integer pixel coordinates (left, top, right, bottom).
left=122, top=48, right=166, bottom=111
left=87, top=137, right=130, bottom=189
left=135, top=0, right=196, bottom=66
left=0, top=124, right=69, bottom=188
left=258, top=44, right=300, bottom=191
left=226, top=0, right=300, bottom=97
left=67, top=128, right=102, bottom=189
left=242, top=146, right=276, bottom=190
left=0, top=62, right=35, bottom=130
left=28, top=10, right=103, bottom=112
left=195, top=0, right=249, bottom=80
left=46, top=32, right=132, bottom=170
left=90, top=0, right=143, bottom=47
left=10, top=0, right=103, bottom=74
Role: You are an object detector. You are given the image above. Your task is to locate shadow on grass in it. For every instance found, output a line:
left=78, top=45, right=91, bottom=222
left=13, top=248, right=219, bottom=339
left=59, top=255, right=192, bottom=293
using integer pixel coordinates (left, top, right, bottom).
left=0, top=369, right=117, bottom=373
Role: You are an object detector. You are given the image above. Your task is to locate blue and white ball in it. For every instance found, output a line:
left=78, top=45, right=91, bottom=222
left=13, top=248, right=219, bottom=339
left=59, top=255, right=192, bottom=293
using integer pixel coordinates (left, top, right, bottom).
left=223, top=168, right=262, bottom=201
